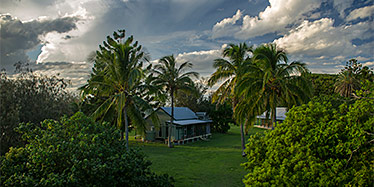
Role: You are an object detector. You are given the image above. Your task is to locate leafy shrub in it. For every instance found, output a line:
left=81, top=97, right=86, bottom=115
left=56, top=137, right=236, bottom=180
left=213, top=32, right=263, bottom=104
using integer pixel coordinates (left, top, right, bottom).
left=0, top=112, right=173, bottom=186
left=0, top=71, right=76, bottom=155
left=242, top=91, right=373, bottom=186
left=207, top=103, right=234, bottom=133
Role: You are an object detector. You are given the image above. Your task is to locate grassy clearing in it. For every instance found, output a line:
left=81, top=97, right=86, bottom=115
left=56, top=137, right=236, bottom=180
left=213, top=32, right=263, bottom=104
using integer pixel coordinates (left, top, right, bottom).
left=129, top=126, right=267, bottom=187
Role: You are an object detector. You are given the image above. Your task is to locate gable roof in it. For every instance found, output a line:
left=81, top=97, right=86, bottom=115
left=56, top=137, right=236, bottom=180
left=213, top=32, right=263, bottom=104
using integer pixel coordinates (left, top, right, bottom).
left=167, top=119, right=212, bottom=125
left=160, top=107, right=198, bottom=120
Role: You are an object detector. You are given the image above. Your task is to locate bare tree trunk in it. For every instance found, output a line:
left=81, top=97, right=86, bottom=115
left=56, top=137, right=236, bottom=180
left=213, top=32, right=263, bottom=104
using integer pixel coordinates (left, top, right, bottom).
left=124, top=105, right=129, bottom=150
left=168, top=89, right=174, bottom=148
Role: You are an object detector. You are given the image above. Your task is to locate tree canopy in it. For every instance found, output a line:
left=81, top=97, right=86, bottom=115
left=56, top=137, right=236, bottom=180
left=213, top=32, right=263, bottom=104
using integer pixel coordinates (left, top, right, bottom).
left=0, top=69, right=76, bottom=155
left=0, top=112, right=173, bottom=186
left=235, top=43, right=312, bottom=127
left=242, top=81, right=373, bottom=186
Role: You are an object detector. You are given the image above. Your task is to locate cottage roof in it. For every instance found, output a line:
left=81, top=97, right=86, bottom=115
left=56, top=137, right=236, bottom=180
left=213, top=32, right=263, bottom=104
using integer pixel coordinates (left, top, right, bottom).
left=167, top=119, right=212, bottom=126
left=257, top=107, right=287, bottom=121
left=160, top=107, right=198, bottom=120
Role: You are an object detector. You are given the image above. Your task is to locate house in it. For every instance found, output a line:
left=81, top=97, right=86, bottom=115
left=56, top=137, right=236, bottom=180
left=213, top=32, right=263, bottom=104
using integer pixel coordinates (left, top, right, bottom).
left=254, top=107, right=287, bottom=129
left=144, top=107, right=212, bottom=144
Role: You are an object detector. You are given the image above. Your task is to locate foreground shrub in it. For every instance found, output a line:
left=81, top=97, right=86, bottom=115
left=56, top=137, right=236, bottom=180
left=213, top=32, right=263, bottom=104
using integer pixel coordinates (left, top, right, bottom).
left=0, top=71, right=76, bottom=155
left=0, top=112, right=173, bottom=186
left=242, top=95, right=373, bottom=186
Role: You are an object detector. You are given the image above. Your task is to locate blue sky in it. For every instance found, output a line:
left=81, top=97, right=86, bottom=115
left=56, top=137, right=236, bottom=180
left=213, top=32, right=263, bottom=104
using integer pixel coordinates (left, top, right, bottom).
left=1, top=0, right=373, bottom=91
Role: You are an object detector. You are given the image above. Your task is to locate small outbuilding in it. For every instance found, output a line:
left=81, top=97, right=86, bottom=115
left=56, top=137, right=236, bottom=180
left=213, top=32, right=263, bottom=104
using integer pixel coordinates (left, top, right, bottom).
left=254, top=107, right=287, bottom=129
left=144, top=107, right=212, bottom=144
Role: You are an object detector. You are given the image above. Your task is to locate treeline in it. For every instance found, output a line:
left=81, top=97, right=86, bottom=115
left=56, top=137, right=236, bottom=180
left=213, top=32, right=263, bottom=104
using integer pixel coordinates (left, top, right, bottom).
left=0, top=67, right=76, bottom=155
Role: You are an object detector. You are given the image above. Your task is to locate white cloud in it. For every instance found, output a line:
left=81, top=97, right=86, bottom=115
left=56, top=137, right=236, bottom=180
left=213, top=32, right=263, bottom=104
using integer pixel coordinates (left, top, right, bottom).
left=362, top=61, right=374, bottom=67
left=1, top=0, right=109, bottom=64
left=274, top=18, right=371, bottom=58
left=346, top=5, right=374, bottom=21
left=212, top=10, right=242, bottom=39
left=275, top=18, right=338, bottom=56
left=355, top=56, right=371, bottom=61
left=273, top=17, right=374, bottom=73
left=175, top=45, right=227, bottom=77
left=35, top=1, right=107, bottom=63
left=211, top=0, right=322, bottom=39
left=0, top=14, right=79, bottom=71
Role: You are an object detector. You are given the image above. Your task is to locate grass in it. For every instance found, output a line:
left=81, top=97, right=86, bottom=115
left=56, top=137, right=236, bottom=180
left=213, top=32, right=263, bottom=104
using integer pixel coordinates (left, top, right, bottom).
left=129, top=126, right=267, bottom=187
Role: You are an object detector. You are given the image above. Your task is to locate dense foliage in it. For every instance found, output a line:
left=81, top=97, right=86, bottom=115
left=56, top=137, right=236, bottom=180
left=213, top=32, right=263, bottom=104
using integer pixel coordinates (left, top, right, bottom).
left=0, top=70, right=76, bottom=155
left=242, top=82, right=373, bottom=186
left=0, top=112, right=173, bottom=186
left=207, top=102, right=234, bottom=133
left=175, top=79, right=207, bottom=113
left=174, top=80, right=234, bottom=133
left=309, top=73, right=338, bottom=97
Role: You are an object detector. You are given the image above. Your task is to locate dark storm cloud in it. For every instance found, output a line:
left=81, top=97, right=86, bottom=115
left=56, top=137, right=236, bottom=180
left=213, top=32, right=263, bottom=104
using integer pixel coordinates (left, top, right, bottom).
left=0, top=14, right=78, bottom=72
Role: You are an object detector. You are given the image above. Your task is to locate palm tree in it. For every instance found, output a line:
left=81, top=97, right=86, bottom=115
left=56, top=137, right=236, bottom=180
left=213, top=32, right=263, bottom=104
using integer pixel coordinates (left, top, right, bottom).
left=334, top=70, right=360, bottom=98
left=208, top=43, right=253, bottom=155
left=151, top=55, right=199, bottom=148
left=235, top=43, right=312, bottom=128
left=81, top=30, right=157, bottom=150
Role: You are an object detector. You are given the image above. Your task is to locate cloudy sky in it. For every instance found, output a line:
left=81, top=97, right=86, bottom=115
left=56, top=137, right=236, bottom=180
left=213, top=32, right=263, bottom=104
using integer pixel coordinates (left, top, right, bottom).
left=1, top=0, right=373, bottom=91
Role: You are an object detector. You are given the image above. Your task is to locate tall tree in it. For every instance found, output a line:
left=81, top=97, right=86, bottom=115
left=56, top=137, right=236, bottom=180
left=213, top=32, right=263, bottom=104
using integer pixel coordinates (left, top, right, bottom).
left=208, top=43, right=253, bottom=155
left=175, top=78, right=207, bottom=112
left=334, top=71, right=360, bottom=98
left=151, top=55, right=198, bottom=148
left=80, top=30, right=157, bottom=150
left=334, top=59, right=373, bottom=98
left=235, top=43, right=312, bottom=129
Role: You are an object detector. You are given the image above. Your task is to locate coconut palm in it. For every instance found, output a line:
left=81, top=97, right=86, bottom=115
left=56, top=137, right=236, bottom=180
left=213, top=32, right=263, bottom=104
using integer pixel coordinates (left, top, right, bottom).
left=80, top=30, right=157, bottom=150
left=235, top=43, right=312, bottom=128
left=151, top=55, right=199, bottom=148
left=208, top=43, right=253, bottom=155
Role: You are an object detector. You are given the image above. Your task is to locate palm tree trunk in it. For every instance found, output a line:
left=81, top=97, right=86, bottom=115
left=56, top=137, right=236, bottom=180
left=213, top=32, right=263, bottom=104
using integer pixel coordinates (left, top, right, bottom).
left=168, top=89, right=174, bottom=148
left=233, top=97, right=246, bottom=156
left=271, top=105, right=276, bottom=130
left=240, top=120, right=246, bottom=156
left=124, top=105, right=129, bottom=150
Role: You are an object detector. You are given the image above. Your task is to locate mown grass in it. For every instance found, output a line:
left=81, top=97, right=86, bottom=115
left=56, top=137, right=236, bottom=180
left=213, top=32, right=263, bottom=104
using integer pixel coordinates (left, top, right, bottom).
left=129, top=126, right=267, bottom=187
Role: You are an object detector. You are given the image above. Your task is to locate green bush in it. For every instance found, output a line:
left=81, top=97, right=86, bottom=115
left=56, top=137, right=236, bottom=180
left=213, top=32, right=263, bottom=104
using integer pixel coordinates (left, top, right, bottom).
left=207, top=103, right=234, bottom=133
left=0, top=112, right=173, bottom=186
left=0, top=71, right=76, bottom=155
left=242, top=93, right=373, bottom=186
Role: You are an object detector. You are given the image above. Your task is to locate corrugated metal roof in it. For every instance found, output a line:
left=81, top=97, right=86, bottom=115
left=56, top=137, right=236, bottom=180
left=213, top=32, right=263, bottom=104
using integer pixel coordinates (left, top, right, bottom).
left=167, top=119, right=212, bottom=125
left=160, top=107, right=198, bottom=120
left=257, top=107, right=287, bottom=121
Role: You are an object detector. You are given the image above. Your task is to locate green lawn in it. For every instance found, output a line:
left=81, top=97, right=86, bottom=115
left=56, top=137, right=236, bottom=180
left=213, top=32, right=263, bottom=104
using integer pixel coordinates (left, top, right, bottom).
left=129, top=126, right=267, bottom=187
